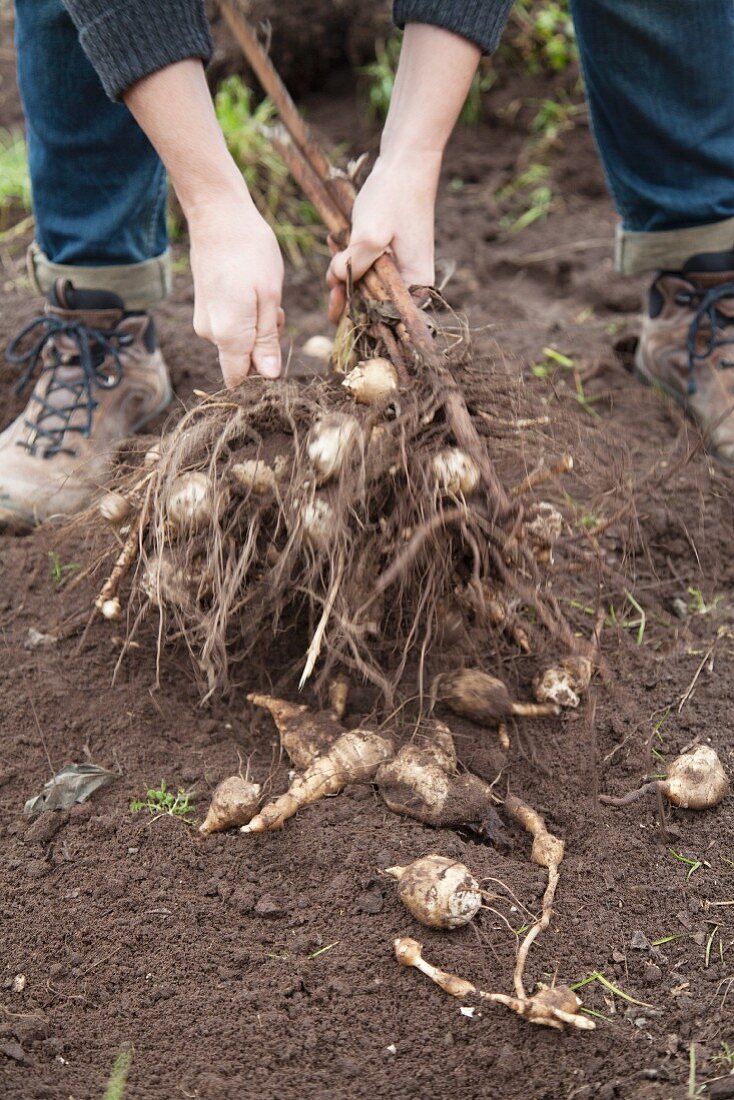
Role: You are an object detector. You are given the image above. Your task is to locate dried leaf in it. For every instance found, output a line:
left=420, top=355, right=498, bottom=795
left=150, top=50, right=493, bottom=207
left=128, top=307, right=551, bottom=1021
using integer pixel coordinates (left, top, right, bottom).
left=24, top=763, right=117, bottom=818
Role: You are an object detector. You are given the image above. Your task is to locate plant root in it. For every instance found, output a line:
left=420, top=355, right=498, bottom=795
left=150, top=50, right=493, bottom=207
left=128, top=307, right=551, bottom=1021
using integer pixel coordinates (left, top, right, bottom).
left=394, top=937, right=594, bottom=1031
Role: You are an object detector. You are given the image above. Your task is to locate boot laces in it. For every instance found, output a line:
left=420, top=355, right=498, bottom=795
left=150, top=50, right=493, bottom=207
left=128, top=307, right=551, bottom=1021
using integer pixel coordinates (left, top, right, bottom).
left=5, top=314, right=130, bottom=458
left=678, top=282, right=734, bottom=395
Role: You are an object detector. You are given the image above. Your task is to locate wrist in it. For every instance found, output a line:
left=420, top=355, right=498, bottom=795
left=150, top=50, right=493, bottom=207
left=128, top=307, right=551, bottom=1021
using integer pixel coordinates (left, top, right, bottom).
left=378, top=139, right=444, bottom=173
left=175, top=158, right=254, bottom=220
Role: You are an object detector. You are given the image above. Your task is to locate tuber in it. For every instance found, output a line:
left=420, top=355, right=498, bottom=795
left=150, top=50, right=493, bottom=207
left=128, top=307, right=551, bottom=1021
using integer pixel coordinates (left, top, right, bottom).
left=342, top=358, right=398, bottom=404
left=534, top=656, right=592, bottom=710
left=524, top=502, right=564, bottom=563
left=231, top=459, right=277, bottom=495
left=600, top=744, right=729, bottom=810
left=166, top=471, right=216, bottom=533
left=99, top=491, right=132, bottom=526
left=301, top=497, right=335, bottom=551
left=376, top=720, right=497, bottom=828
left=241, top=729, right=393, bottom=833
left=431, top=448, right=480, bottom=496
left=394, top=938, right=594, bottom=1031
left=199, top=776, right=261, bottom=835
left=247, top=692, right=343, bottom=770
left=307, top=414, right=362, bottom=483
left=386, top=854, right=482, bottom=929
left=437, top=668, right=560, bottom=724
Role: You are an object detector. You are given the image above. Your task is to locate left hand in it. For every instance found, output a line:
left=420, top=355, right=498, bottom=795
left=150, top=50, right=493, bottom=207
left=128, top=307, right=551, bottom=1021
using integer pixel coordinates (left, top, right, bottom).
left=326, top=151, right=441, bottom=323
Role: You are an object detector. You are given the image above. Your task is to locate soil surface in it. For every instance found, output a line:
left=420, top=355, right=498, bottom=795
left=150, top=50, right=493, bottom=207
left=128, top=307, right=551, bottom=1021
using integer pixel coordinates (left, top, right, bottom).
left=1, top=27, right=733, bottom=1100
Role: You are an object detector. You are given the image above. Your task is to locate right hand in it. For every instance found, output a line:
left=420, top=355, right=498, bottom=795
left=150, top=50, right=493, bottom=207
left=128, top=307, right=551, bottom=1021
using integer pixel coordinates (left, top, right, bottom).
left=187, top=193, right=285, bottom=387
left=326, top=151, right=441, bottom=323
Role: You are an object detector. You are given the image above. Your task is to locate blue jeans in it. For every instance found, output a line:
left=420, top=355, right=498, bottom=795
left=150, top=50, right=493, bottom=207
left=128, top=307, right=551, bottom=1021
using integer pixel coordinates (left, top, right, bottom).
left=572, top=0, right=734, bottom=233
left=15, top=0, right=168, bottom=303
left=13, top=0, right=734, bottom=280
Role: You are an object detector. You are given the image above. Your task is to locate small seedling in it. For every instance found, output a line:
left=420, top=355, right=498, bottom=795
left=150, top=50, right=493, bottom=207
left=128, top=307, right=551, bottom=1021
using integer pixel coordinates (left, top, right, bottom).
left=669, top=849, right=706, bottom=881
left=130, top=780, right=194, bottom=819
left=714, top=1041, right=734, bottom=1070
left=688, top=1043, right=706, bottom=1100
left=687, top=587, right=723, bottom=616
left=49, top=550, right=80, bottom=588
left=103, top=1043, right=133, bottom=1100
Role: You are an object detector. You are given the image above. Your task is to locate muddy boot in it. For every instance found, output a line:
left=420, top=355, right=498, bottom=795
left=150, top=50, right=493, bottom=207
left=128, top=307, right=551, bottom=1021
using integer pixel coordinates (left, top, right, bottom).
left=0, top=279, right=172, bottom=532
left=635, top=250, right=734, bottom=463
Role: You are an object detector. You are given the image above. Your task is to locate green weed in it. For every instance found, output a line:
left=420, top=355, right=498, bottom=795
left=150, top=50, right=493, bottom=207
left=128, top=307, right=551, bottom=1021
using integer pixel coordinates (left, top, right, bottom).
left=49, top=550, right=80, bottom=588
left=130, top=780, right=194, bottom=819
left=103, top=1044, right=133, bottom=1100
left=714, top=1041, right=734, bottom=1071
left=506, top=0, right=578, bottom=74
left=0, top=129, right=31, bottom=214
left=498, top=163, right=554, bottom=233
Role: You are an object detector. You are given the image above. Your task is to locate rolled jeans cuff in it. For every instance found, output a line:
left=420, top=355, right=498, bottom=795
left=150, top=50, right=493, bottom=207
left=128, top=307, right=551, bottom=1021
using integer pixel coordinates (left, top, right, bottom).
left=615, top=217, right=734, bottom=276
left=27, top=243, right=172, bottom=310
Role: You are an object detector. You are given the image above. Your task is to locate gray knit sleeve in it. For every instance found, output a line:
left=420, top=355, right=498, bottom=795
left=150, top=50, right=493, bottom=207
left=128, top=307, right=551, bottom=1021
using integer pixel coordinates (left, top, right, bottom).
left=61, top=0, right=213, bottom=100
left=393, top=0, right=515, bottom=53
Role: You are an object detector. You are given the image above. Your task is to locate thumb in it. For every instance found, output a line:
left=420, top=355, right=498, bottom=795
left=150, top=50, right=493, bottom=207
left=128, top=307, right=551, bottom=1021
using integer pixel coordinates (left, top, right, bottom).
left=251, top=300, right=283, bottom=380
left=327, top=234, right=390, bottom=287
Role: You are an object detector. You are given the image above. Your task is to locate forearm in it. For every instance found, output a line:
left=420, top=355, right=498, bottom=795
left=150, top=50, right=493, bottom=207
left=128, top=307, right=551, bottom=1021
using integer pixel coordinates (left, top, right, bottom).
left=123, top=59, right=250, bottom=216
left=380, top=24, right=481, bottom=165
left=124, top=60, right=284, bottom=385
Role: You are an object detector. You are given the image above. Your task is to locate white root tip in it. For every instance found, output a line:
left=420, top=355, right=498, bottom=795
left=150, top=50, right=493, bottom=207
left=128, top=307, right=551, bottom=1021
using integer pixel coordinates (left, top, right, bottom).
left=100, top=597, right=121, bottom=621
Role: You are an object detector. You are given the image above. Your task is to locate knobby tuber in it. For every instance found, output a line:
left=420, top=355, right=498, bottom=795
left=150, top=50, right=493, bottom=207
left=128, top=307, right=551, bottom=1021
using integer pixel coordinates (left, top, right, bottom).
left=307, top=413, right=362, bottom=483
left=99, top=491, right=132, bottom=526
left=241, top=729, right=393, bottom=833
left=600, top=744, right=729, bottom=810
left=437, top=669, right=560, bottom=726
left=166, top=471, right=217, bottom=533
left=431, top=448, right=480, bottom=496
left=247, top=692, right=342, bottom=770
left=376, top=720, right=496, bottom=828
left=386, top=854, right=482, bottom=929
left=231, top=459, right=277, bottom=494
left=394, top=938, right=594, bottom=1031
left=534, top=656, right=592, bottom=709
left=342, top=357, right=398, bottom=404
left=199, top=776, right=261, bottom=836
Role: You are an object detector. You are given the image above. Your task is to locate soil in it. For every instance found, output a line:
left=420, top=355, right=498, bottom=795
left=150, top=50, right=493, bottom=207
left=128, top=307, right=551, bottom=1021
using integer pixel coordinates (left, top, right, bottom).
left=1, top=26, right=734, bottom=1100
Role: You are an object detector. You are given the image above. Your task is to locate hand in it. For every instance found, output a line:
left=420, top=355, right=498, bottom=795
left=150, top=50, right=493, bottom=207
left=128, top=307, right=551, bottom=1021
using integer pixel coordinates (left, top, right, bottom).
left=187, top=193, right=285, bottom=387
left=326, top=151, right=441, bottom=323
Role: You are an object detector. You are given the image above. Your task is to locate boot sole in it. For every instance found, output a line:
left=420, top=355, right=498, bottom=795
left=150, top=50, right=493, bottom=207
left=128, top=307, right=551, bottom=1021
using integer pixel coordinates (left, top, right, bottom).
left=633, top=346, right=734, bottom=468
left=0, top=378, right=174, bottom=535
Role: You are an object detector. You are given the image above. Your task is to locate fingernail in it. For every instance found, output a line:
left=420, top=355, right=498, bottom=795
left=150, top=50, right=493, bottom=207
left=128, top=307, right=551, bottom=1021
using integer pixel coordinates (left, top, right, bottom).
left=260, top=356, right=281, bottom=379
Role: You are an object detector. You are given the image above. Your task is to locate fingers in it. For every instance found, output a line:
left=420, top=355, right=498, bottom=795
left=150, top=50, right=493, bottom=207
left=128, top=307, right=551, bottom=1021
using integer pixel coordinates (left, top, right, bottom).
left=251, top=299, right=283, bottom=379
left=328, top=284, right=346, bottom=326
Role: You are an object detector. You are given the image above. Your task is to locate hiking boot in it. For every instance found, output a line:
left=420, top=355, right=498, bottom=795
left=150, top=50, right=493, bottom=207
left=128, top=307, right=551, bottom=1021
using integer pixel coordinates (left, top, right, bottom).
left=635, top=250, right=734, bottom=463
left=0, top=279, right=172, bottom=531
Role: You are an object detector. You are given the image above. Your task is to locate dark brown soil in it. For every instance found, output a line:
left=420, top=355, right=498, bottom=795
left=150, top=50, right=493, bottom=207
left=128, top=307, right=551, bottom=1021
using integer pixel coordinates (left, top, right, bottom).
left=1, top=37, right=734, bottom=1100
